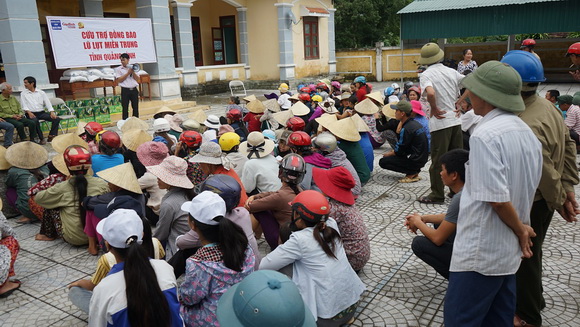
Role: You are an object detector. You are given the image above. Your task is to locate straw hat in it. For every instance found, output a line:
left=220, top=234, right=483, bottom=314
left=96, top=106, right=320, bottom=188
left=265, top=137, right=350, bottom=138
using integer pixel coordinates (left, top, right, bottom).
left=418, top=42, right=444, bottom=65
left=137, top=141, right=169, bottom=167
left=122, top=129, right=153, bottom=151
left=153, top=106, right=176, bottom=119
left=382, top=102, right=397, bottom=119
left=243, top=94, right=257, bottom=102
left=5, top=142, right=48, bottom=169
left=147, top=156, right=193, bottom=189
left=51, top=133, right=88, bottom=153
left=247, top=100, right=265, bottom=114
left=263, top=99, right=281, bottom=112
left=239, top=132, right=276, bottom=159
left=315, top=113, right=338, bottom=130
left=98, top=162, right=142, bottom=194
left=326, top=118, right=361, bottom=142
left=354, top=98, right=379, bottom=115
left=76, top=121, right=88, bottom=136
left=290, top=101, right=310, bottom=116
left=273, top=110, right=293, bottom=126
left=166, top=113, right=184, bottom=132
left=120, top=117, right=148, bottom=133
left=365, top=91, right=384, bottom=105
left=189, top=110, right=208, bottom=124
left=351, top=114, right=370, bottom=132
left=340, top=92, right=352, bottom=100
left=0, top=146, right=12, bottom=170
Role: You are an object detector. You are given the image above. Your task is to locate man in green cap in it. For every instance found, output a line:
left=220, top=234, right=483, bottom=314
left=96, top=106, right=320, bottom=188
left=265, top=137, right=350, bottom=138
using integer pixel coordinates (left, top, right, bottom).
left=444, top=61, right=542, bottom=327
left=416, top=43, right=464, bottom=204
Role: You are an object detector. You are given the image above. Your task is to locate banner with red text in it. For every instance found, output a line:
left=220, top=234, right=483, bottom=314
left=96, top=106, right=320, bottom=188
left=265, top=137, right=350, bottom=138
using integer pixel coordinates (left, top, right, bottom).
left=46, top=16, right=157, bottom=69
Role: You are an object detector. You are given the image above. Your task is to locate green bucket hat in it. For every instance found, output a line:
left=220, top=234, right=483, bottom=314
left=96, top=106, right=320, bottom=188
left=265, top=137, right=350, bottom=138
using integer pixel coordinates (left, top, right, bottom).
left=573, top=95, right=580, bottom=106
left=390, top=100, right=412, bottom=114
left=461, top=61, right=525, bottom=112
left=557, top=95, right=573, bottom=105
left=418, top=43, right=444, bottom=65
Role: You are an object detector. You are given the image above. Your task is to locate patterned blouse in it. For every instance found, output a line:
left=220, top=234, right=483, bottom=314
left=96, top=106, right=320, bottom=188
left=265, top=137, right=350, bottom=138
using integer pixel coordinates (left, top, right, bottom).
left=457, top=60, right=478, bottom=75
left=329, top=198, right=370, bottom=271
left=361, top=113, right=387, bottom=144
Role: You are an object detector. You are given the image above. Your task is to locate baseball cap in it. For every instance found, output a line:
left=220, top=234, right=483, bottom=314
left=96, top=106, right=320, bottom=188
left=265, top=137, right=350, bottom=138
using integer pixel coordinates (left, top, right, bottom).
left=96, top=209, right=143, bottom=249
left=180, top=191, right=226, bottom=225
left=557, top=95, right=574, bottom=105
left=94, top=195, right=144, bottom=219
left=390, top=100, right=412, bottom=114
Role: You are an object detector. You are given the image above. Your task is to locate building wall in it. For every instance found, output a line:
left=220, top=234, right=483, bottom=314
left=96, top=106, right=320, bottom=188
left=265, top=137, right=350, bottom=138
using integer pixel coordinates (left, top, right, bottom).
left=246, top=0, right=279, bottom=80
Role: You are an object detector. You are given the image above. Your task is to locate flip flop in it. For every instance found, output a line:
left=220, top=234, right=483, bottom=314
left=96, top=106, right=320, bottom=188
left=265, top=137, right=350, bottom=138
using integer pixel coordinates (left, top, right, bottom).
left=0, top=283, right=20, bottom=298
left=417, top=196, right=445, bottom=205
left=399, top=176, right=421, bottom=183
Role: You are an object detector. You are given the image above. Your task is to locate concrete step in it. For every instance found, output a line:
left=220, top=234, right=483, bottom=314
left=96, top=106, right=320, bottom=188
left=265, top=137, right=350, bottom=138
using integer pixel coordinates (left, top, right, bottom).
left=107, top=101, right=209, bottom=126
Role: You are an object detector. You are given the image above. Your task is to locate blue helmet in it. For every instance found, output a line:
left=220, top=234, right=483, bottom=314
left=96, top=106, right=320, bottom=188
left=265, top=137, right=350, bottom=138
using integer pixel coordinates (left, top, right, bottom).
left=500, top=50, right=546, bottom=83
left=384, top=87, right=395, bottom=97
left=353, top=76, right=366, bottom=84
left=195, top=175, right=241, bottom=212
left=297, top=84, right=305, bottom=92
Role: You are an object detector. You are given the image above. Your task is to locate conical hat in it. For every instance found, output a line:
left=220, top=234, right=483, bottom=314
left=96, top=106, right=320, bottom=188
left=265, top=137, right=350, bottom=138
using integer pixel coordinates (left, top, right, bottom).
left=351, top=114, right=370, bottom=132
left=122, top=129, right=153, bottom=151
left=263, top=99, right=281, bottom=112
left=243, top=94, right=257, bottom=102
left=290, top=101, right=310, bottom=116
left=5, top=142, right=48, bottom=169
left=189, top=110, right=207, bottom=124
left=51, top=133, right=88, bottom=153
left=327, top=118, right=361, bottom=142
left=247, top=100, right=265, bottom=114
left=365, top=91, right=384, bottom=105
left=273, top=110, right=293, bottom=126
left=154, top=106, right=176, bottom=119
left=354, top=98, right=379, bottom=115
left=52, top=153, right=70, bottom=176
left=97, top=162, right=142, bottom=194
left=76, top=121, right=88, bottom=136
left=289, top=93, right=300, bottom=101
left=382, top=103, right=397, bottom=119
left=0, top=146, right=12, bottom=170
left=315, top=113, right=338, bottom=130
left=120, top=117, right=148, bottom=133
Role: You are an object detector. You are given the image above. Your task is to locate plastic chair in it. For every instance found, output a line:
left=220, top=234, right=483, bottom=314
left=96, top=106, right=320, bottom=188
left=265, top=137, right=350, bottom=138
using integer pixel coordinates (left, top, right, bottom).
left=229, top=80, right=247, bottom=97
left=48, top=97, right=78, bottom=135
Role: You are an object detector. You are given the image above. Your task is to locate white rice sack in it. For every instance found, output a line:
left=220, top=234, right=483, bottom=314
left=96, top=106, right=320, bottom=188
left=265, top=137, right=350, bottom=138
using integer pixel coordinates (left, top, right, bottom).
left=101, top=74, right=116, bottom=81
left=63, top=69, right=89, bottom=77
left=98, top=67, right=115, bottom=75
left=60, top=76, right=71, bottom=81
left=87, top=75, right=100, bottom=82
left=137, top=70, right=148, bottom=76
left=87, top=69, right=104, bottom=77
left=69, top=76, right=89, bottom=83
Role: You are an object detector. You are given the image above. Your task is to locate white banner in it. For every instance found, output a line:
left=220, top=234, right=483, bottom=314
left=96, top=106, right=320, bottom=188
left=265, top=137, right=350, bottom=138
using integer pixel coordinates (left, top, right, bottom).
left=46, top=16, right=157, bottom=69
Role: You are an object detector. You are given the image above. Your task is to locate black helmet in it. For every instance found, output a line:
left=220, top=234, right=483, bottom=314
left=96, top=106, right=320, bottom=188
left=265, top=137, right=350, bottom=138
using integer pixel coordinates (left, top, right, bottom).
left=279, top=153, right=306, bottom=185
left=195, top=175, right=241, bottom=212
left=404, top=81, right=414, bottom=91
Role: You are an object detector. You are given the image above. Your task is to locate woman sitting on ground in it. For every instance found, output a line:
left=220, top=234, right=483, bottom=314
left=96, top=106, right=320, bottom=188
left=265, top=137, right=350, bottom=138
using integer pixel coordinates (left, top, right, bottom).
left=91, top=131, right=124, bottom=177
left=0, top=201, right=20, bottom=298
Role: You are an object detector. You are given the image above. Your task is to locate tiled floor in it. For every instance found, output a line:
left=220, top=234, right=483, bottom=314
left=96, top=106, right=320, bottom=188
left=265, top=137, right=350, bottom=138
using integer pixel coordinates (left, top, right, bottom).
left=2, top=82, right=580, bottom=326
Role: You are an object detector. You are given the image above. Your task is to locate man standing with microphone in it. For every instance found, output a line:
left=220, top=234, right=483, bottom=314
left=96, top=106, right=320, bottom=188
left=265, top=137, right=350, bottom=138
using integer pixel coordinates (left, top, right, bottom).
left=115, top=53, right=140, bottom=119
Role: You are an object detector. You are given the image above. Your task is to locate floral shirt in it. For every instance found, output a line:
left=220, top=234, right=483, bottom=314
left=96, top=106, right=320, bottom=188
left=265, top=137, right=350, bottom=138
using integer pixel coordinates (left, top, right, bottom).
left=28, top=173, right=67, bottom=196
left=329, top=198, right=370, bottom=271
left=185, top=154, right=208, bottom=186
left=457, top=60, right=478, bottom=75
left=180, top=245, right=255, bottom=326
left=361, top=113, right=386, bottom=144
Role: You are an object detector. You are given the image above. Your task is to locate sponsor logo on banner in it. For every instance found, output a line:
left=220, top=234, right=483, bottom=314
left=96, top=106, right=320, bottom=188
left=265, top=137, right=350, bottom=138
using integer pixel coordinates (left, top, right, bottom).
left=50, top=20, right=62, bottom=30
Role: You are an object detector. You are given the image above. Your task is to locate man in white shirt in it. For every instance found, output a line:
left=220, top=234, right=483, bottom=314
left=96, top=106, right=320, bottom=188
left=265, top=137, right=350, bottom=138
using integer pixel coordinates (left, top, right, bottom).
left=444, top=61, right=542, bottom=327
left=416, top=43, right=464, bottom=204
left=114, top=53, right=140, bottom=119
left=20, top=76, right=61, bottom=144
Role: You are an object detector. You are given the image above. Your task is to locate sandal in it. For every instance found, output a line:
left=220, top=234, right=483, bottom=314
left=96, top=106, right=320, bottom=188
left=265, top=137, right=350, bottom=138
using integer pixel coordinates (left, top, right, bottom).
left=0, top=282, right=20, bottom=298
left=417, top=196, right=445, bottom=205
left=399, top=176, right=421, bottom=183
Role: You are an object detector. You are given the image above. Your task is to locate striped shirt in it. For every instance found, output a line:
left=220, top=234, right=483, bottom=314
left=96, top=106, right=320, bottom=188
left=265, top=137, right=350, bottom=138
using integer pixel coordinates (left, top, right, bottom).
left=450, top=109, right=542, bottom=276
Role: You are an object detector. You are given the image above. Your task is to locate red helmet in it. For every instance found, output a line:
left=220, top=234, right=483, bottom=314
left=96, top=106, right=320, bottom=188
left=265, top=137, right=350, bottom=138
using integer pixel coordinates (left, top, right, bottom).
left=288, top=131, right=311, bottom=147
left=286, top=117, right=306, bottom=131
left=227, top=109, right=243, bottom=121
left=521, top=39, right=536, bottom=47
left=97, top=131, right=122, bottom=149
left=316, top=82, right=328, bottom=91
left=290, top=190, right=330, bottom=224
left=298, top=93, right=311, bottom=102
left=179, top=130, right=203, bottom=148
left=299, top=86, right=311, bottom=94
left=84, top=122, right=103, bottom=136
left=64, top=145, right=92, bottom=173
left=567, top=42, right=580, bottom=56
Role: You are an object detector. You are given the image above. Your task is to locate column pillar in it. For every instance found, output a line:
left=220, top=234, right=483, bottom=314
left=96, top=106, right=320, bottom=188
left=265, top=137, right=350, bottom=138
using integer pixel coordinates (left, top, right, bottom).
left=375, top=42, right=384, bottom=82
left=0, top=0, right=57, bottom=96
left=171, top=1, right=198, bottom=86
left=328, top=8, right=337, bottom=74
left=274, top=3, right=295, bottom=81
left=237, top=7, right=250, bottom=79
left=79, top=0, right=104, bottom=17
left=136, top=0, right=180, bottom=99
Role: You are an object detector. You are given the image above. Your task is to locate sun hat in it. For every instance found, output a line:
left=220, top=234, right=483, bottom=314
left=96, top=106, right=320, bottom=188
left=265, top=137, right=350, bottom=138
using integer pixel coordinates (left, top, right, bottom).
left=312, top=167, right=356, bottom=205
left=147, top=156, right=193, bottom=189
left=51, top=133, right=88, bottom=153
left=557, top=95, right=573, bottom=105
left=262, top=129, right=276, bottom=141
left=243, top=94, right=257, bottom=102
left=204, top=115, right=222, bottom=129
left=351, top=114, right=371, bottom=132
left=365, top=91, right=384, bottom=104
left=340, top=92, right=352, bottom=100
left=278, top=83, right=289, bottom=93
left=167, top=114, right=184, bottom=133
left=410, top=100, right=425, bottom=116
left=217, top=270, right=316, bottom=327
left=94, top=195, right=145, bottom=219
left=189, top=141, right=223, bottom=165
left=136, top=141, right=169, bottom=167
left=218, top=124, right=235, bottom=137
left=0, top=146, right=12, bottom=170
left=461, top=60, right=525, bottom=112
left=98, top=162, right=143, bottom=194
left=96, top=209, right=143, bottom=248
left=247, top=100, right=266, bottom=114
left=189, top=110, right=208, bottom=124
left=273, top=110, right=293, bottom=126
left=153, top=106, right=176, bottom=119
left=182, top=119, right=202, bottom=132
left=382, top=103, right=397, bottom=119
left=76, top=121, right=88, bottom=136
left=418, top=42, right=444, bottom=65
left=315, top=113, right=338, bottom=130
left=391, top=100, right=412, bottom=114
left=354, top=98, right=379, bottom=115
left=153, top=118, right=171, bottom=133
left=239, top=131, right=276, bottom=159
left=321, top=98, right=338, bottom=114
left=122, top=129, right=153, bottom=151
left=5, top=141, right=48, bottom=169
left=326, top=118, right=361, bottom=142
left=180, top=191, right=226, bottom=225
left=263, top=99, right=281, bottom=112
left=290, top=102, right=310, bottom=116
left=120, top=117, right=148, bottom=133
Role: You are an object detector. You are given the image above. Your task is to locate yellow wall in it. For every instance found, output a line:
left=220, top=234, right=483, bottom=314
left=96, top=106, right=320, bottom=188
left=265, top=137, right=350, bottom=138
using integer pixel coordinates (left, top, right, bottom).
left=336, top=49, right=375, bottom=75
left=382, top=48, right=423, bottom=80
left=196, top=65, right=246, bottom=83
left=246, top=0, right=279, bottom=80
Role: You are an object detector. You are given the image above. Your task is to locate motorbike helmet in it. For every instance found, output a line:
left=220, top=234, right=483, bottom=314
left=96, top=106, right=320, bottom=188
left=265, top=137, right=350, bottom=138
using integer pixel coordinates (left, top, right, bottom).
left=195, top=174, right=241, bottom=212
left=219, top=132, right=241, bottom=152
left=290, top=190, right=330, bottom=224
left=84, top=122, right=103, bottom=136
left=226, top=109, right=243, bottom=121
left=500, top=50, right=546, bottom=83
left=286, top=117, right=306, bottom=132
left=353, top=76, right=366, bottom=84
left=298, top=93, right=311, bottom=102
left=279, top=153, right=306, bottom=184
left=97, top=130, right=122, bottom=149
left=312, top=132, right=337, bottom=153
left=64, top=145, right=92, bottom=173
left=180, top=130, right=203, bottom=149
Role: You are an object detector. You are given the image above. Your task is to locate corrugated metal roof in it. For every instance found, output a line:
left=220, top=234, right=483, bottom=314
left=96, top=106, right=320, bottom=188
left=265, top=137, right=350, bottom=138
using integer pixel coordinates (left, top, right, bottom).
left=398, top=0, right=564, bottom=14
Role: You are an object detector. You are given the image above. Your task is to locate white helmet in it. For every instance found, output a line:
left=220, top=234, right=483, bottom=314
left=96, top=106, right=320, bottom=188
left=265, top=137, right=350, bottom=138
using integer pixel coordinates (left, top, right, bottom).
left=153, top=118, right=171, bottom=133
left=391, top=83, right=400, bottom=90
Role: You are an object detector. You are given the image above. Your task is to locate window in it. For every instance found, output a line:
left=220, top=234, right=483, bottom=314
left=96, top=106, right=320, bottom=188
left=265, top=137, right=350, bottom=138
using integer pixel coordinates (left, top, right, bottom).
left=303, top=17, right=319, bottom=60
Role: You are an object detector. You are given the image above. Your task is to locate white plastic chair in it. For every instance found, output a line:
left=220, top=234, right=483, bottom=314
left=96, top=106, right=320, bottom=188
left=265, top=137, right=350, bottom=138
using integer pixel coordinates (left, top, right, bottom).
left=49, top=97, right=78, bottom=135
left=229, top=80, right=247, bottom=97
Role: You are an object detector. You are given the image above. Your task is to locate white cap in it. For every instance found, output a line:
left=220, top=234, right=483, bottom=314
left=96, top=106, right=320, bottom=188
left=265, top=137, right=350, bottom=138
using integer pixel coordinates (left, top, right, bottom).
left=180, top=191, right=226, bottom=226
left=96, top=209, right=143, bottom=248
left=153, top=118, right=171, bottom=133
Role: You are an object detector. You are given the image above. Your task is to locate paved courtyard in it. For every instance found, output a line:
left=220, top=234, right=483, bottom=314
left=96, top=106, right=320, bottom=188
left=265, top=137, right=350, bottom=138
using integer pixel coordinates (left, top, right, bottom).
left=1, top=82, right=580, bottom=326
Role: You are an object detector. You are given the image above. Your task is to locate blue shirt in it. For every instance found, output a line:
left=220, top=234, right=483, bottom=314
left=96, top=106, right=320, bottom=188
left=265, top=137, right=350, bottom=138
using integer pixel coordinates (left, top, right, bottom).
left=91, top=154, right=124, bottom=177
